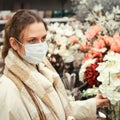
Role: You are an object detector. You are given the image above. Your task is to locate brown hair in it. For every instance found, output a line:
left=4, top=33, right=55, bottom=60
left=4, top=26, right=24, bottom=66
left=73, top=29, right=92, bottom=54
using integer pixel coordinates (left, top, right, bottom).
left=2, top=9, right=47, bottom=60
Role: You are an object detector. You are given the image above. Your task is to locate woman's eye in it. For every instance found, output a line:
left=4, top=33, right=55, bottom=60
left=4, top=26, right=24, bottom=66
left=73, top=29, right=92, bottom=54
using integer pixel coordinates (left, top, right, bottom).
left=41, top=38, right=45, bottom=42
left=41, top=37, right=46, bottom=42
left=29, top=39, right=36, bottom=43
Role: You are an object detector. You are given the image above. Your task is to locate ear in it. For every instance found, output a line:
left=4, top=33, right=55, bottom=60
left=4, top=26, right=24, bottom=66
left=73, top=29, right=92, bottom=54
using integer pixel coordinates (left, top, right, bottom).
left=9, top=37, right=19, bottom=50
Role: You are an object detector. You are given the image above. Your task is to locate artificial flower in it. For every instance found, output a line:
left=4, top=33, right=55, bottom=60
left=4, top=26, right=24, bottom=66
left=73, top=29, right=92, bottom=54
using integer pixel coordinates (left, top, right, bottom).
left=85, top=24, right=102, bottom=40
left=96, top=51, right=120, bottom=104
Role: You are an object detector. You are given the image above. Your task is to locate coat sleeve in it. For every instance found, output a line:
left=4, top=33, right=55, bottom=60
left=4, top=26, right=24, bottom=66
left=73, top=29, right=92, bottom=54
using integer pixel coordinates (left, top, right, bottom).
left=70, top=98, right=97, bottom=120
left=0, top=75, right=31, bottom=120
left=44, top=59, right=97, bottom=120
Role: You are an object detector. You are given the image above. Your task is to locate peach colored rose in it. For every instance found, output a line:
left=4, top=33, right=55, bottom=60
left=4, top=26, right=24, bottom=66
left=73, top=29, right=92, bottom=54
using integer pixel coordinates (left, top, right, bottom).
left=93, top=36, right=106, bottom=49
left=83, top=52, right=93, bottom=62
left=110, top=42, right=120, bottom=53
left=83, top=50, right=103, bottom=63
left=69, top=35, right=79, bottom=44
left=79, top=41, right=90, bottom=52
left=110, top=33, right=120, bottom=53
left=85, top=24, right=102, bottom=40
left=102, top=35, right=113, bottom=46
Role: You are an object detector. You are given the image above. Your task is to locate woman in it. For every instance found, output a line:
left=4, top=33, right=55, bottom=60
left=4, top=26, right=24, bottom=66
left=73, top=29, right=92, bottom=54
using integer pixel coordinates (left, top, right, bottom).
left=0, top=10, right=109, bottom=120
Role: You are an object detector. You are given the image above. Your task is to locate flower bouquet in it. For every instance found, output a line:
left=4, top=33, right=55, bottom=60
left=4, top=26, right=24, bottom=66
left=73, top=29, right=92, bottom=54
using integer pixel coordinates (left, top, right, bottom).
left=79, top=51, right=120, bottom=119
left=96, top=51, right=120, bottom=119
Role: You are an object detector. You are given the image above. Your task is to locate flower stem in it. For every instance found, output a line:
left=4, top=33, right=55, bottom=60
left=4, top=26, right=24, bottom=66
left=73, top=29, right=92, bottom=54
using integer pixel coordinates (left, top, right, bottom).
left=108, top=72, right=110, bottom=85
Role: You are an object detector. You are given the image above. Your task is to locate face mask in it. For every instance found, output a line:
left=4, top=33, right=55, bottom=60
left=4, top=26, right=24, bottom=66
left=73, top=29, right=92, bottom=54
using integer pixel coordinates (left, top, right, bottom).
left=15, top=40, right=48, bottom=64
left=23, top=42, right=48, bottom=64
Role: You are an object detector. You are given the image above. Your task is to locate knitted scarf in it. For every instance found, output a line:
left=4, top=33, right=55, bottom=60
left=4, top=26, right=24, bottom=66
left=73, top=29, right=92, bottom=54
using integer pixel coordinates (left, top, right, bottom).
left=3, top=49, right=72, bottom=120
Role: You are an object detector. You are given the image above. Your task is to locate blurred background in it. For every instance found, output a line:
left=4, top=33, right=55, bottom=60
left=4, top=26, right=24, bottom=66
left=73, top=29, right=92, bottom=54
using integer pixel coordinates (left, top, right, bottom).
left=0, top=0, right=74, bottom=18
left=0, top=0, right=71, bottom=11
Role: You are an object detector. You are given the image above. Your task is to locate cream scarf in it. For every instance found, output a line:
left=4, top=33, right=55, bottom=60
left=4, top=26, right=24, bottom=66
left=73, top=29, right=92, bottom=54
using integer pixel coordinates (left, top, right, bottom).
left=3, top=49, right=72, bottom=120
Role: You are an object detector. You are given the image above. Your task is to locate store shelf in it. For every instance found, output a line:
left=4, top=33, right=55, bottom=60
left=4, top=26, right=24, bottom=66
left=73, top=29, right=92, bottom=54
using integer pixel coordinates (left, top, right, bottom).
left=44, top=17, right=76, bottom=23
left=0, top=20, right=7, bottom=25
left=0, top=17, right=76, bottom=25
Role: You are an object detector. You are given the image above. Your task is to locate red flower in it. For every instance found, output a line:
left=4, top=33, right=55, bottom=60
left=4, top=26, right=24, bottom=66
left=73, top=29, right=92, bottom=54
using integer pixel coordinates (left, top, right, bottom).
left=84, top=59, right=102, bottom=87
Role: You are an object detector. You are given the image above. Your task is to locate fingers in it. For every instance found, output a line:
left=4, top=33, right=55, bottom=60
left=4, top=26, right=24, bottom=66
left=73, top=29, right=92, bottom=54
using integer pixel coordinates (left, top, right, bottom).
left=100, top=99, right=110, bottom=106
left=96, top=93, right=110, bottom=107
left=97, top=93, right=107, bottom=99
left=97, top=93, right=109, bottom=101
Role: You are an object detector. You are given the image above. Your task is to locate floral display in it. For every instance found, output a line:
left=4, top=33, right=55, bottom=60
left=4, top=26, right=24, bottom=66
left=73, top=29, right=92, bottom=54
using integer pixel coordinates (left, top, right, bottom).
left=46, top=0, right=120, bottom=64
left=46, top=21, right=86, bottom=63
left=46, top=1, right=120, bottom=100
left=79, top=31, right=120, bottom=86
left=96, top=51, right=120, bottom=104
left=45, top=0, right=120, bottom=119
left=71, top=0, right=120, bottom=22
left=96, top=51, right=120, bottom=119
left=80, top=51, right=120, bottom=102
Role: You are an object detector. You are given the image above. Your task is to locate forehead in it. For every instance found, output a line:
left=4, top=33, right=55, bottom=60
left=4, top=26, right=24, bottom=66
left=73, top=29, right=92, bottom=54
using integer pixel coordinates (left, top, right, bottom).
left=21, top=22, right=46, bottom=40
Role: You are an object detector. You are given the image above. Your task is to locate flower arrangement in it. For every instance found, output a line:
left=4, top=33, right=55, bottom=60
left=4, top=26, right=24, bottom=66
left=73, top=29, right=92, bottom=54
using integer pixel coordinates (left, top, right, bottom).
left=71, top=0, right=120, bottom=24
left=79, top=42, right=120, bottom=119
left=96, top=51, right=120, bottom=104
left=46, top=21, right=86, bottom=63
left=46, top=1, right=120, bottom=118
left=96, top=51, right=120, bottom=119
left=46, top=1, right=120, bottom=95
left=80, top=51, right=120, bottom=101
left=46, top=1, right=120, bottom=64
left=79, top=31, right=120, bottom=92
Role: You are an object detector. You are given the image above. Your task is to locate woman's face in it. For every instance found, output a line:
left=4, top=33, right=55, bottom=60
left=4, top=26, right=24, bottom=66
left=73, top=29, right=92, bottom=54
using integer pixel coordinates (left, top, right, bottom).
left=13, top=22, right=47, bottom=56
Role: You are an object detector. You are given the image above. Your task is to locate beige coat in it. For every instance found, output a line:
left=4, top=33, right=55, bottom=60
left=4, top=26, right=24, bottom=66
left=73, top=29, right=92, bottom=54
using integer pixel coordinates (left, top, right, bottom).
left=0, top=49, right=97, bottom=120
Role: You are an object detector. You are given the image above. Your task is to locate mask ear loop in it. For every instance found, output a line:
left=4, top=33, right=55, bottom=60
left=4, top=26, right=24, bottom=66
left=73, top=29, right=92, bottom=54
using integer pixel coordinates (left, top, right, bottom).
left=14, top=38, right=24, bottom=47
left=14, top=38, right=26, bottom=59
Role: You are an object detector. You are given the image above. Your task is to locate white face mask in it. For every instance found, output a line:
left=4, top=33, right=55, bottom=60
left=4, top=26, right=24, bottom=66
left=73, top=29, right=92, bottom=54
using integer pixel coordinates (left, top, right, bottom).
left=15, top=40, right=48, bottom=64
left=23, top=42, right=48, bottom=64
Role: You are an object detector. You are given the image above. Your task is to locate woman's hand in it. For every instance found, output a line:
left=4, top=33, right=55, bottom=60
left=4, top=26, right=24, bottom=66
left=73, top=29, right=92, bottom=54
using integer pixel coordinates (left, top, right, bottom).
left=95, top=93, right=109, bottom=107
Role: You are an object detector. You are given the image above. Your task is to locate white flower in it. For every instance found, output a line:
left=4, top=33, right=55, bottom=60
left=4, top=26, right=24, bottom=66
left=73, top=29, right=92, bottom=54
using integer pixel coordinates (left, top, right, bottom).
left=103, top=51, right=120, bottom=62
left=85, top=13, right=95, bottom=22
left=93, top=4, right=103, bottom=12
left=96, top=51, right=120, bottom=104
left=75, top=29, right=87, bottom=41
left=80, top=0, right=88, bottom=5
left=99, top=84, right=120, bottom=105
left=47, top=22, right=60, bottom=33
left=112, top=5, right=120, bottom=14
left=82, top=87, right=99, bottom=96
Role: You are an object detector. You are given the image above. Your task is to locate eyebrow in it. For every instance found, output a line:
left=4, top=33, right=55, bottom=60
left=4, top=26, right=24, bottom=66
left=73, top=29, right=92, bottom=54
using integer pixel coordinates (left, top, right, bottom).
left=25, top=34, right=47, bottom=40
